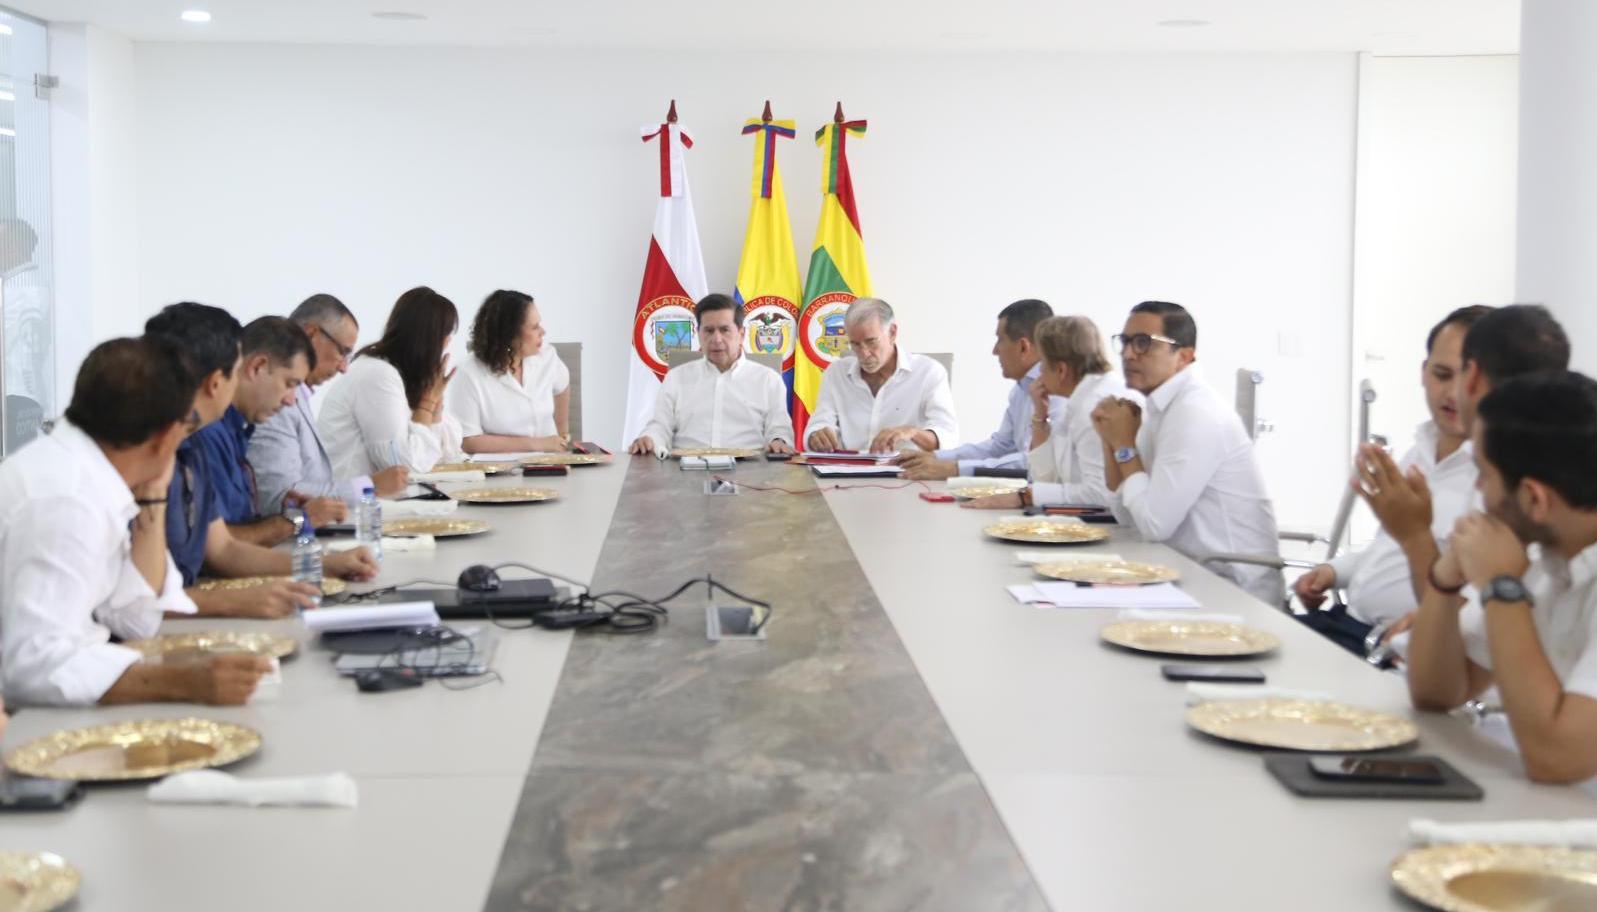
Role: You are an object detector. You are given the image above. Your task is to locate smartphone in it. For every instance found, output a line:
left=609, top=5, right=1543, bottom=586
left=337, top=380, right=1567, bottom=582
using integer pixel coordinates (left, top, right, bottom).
left=764, top=451, right=795, bottom=462
left=1160, top=664, right=1266, bottom=684
left=0, top=773, right=83, bottom=811
left=919, top=492, right=956, bottom=503
left=1307, top=755, right=1445, bottom=785
left=522, top=464, right=569, bottom=477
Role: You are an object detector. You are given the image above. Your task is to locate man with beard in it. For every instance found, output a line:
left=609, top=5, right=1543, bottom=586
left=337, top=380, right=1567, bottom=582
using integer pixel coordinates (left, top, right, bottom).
left=1407, top=371, right=1597, bottom=784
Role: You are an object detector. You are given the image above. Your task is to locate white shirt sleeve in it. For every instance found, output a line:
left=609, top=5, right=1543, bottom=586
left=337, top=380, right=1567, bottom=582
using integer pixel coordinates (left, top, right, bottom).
left=98, top=552, right=197, bottom=643
left=1326, top=548, right=1365, bottom=585
left=0, top=499, right=142, bottom=706
left=1564, top=608, right=1597, bottom=701
left=1457, top=592, right=1492, bottom=671
left=1113, top=408, right=1228, bottom=542
left=1028, top=436, right=1060, bottom=483
left=641, top=368, right=683, bottom=447
left=353, top=363, right=446, bottom=473
left=806, top=366, right=842, bottom=442
left=762, top=369, right=795, bottom=445
left=446, top=370, right=486, bottom=439
left=919, top=365, right=959, bottom=450
left=1032, top=419, right=1112, bottom=508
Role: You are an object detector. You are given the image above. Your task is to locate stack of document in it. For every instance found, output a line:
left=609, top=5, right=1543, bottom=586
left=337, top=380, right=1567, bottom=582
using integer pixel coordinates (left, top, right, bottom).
left=812, top=464, right=904, bottom=478
left=302, top=601, right=440, bottom=633
left=799, top=451, right=898, bottom=463
left=1007, top=582, right=1201, bottom=610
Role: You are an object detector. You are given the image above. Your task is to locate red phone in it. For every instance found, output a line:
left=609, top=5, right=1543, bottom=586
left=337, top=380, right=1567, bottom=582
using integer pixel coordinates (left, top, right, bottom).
left=919, top=492, right=956, bottom=503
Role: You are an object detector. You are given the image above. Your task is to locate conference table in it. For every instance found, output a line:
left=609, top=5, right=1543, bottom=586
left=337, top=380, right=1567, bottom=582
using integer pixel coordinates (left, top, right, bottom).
left=3, top=456, right=1593, bottom=911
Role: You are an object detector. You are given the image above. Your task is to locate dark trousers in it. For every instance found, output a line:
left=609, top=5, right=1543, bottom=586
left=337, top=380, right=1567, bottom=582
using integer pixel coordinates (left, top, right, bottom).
left=1293, top=603, right=1375, bottom=658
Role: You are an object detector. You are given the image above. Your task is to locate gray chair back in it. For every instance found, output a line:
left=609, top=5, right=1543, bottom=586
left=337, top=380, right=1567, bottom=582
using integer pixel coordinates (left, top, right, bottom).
left=922, top=352, right=953, bottom=387
left=665, top=348, right=785, bottom=376
left=552, top=342, right=582, bottom=441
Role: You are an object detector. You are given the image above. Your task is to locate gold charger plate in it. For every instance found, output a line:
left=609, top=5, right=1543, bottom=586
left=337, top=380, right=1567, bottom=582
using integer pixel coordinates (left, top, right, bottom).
left=383, top=517, right=490, bottom=538
left=1036, top=559, right=1180, bottom=586
left=520, top=452, right=611, bottom=466
left=451, top=487, right=560, bottom=505
left=950, top=483, right=1027, bottom=501
left=1391, top=843, right=1597, bottom=912
left=124, top=630, right=298, bottom=662
left=671, top=447, right=762, bottom=459
left=1099, top=619, right=1278, bottom=657
left=982, top=519, right=1111, bottom=545
left=4, top=718, right=263, bottom=782
left=193, top=575, right=346, bottom=597
left=1186, top=698, right=1418, bottom=752
left=428, top=461, right=516, bottom=475
left=0, top=852, right=80, bottom=912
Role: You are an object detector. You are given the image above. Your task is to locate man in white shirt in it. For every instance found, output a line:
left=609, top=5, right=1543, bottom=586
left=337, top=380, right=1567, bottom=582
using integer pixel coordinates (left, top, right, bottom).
left=249, top=294, right=409, bottom=515
left=0, top=337, right=272, bottom=706
left=897, top=299, right=1054, bottom=480
left=1408, top=371, right=1597, bottom=784
left=1292, top=306, right=1491, bottom=655
left=806, top=298, right=958, bottom=453
left=628, top=294, right=794, bottom=455
left=1093, top=301, right=1283, bottom=604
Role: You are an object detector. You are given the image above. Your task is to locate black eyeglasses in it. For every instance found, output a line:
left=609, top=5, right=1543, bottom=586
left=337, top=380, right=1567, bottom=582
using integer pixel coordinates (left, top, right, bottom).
left=1112, top=332, right=1182, bottom=355
left=313, top=324, right=354, bottom=360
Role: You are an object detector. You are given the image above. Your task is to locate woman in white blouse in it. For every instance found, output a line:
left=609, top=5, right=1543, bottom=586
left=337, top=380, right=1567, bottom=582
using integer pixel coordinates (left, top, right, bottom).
left=319, top=286, right=465, bottom=477
left=448, top=289, right=570, bottom=453
left=965, top=315, right=1127, bottom=510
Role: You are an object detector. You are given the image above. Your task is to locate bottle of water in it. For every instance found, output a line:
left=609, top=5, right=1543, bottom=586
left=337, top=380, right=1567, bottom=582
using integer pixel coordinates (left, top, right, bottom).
left=356, top=485, right=383, bottom=563
left=290, top=509, right=324, bottom=608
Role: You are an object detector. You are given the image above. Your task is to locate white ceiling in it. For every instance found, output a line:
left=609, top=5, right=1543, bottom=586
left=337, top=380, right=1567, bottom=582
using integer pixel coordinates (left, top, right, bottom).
left=5, top=0, right=1520, bottom=54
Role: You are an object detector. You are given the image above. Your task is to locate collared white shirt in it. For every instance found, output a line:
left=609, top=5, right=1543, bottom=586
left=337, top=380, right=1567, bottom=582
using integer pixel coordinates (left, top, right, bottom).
left=642, top=355, right=793, bottom=450
left=0, top=421, right=196, bottom=706
left=937, top=362, right=1045, bottom=475
left=1029, top=371, right=1130, bottom=508
left=808, top=345, right=959, bottom=451
left=448, top=348, right=570, bottom=440
left=1112, top=365, right=1283, bottom=605
left=319, top=356, right=465, bottom=477
left=1328, top=420, right=1478, bottom=626
left=1460, top=541, right=1597, bottom=701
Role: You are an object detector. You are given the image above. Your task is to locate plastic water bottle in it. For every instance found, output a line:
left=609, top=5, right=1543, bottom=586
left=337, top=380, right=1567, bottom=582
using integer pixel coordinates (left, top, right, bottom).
left=290, top=510, right=324, bottom=608
left=356, top=485, right=383, bottom=563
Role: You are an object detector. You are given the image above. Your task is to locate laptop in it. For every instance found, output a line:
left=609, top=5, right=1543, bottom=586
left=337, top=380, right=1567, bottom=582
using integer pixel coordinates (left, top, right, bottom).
left=332, top=625, right=500, bottom=678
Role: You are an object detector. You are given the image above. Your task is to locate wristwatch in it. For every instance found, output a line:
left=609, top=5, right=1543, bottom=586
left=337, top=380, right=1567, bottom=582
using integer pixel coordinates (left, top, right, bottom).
left=1481, top=575, right=1532, bottom=607
left=1114, top=446, right=1138, bottom=465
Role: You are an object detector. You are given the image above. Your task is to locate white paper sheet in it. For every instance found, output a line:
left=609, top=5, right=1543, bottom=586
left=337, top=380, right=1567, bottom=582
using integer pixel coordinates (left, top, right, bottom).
left=301, top=601, right=440, bottom=633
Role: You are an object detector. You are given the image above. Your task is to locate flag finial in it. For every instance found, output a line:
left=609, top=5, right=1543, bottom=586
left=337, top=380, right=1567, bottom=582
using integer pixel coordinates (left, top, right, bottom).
left=666, top=100, right=678, bottom=124
left=762, top=100, right=773, bottom=123
left=834, top=102, right=845, bottom=124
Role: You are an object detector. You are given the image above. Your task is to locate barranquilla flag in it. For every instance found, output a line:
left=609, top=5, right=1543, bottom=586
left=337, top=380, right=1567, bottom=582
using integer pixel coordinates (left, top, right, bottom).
left=794, top=104, right=872, bottom=444
left=623, top=101, right=710, bottom=444
left=733, top=102, right=803, bottom=402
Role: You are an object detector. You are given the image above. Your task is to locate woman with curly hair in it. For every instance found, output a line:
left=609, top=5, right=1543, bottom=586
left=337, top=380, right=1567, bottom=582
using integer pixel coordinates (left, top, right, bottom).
left=448, top=289, right=571, bottom=454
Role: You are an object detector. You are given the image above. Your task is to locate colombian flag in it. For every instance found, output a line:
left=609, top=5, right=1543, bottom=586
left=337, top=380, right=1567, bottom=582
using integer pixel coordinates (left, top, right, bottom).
left=733, top=106, right=802, bottom=401
left=794, top=108, right=872, bottom=444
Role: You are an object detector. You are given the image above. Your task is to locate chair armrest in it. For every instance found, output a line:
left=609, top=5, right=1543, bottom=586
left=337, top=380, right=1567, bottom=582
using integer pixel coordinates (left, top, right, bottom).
left=1278, top=530, right=1329, bottom=545
left=1196, top=553, right=1318, bottom=572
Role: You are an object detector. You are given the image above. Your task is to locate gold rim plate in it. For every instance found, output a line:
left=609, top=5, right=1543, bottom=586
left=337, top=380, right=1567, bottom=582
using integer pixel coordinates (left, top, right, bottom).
left=0, top=852, right=80, bottom=912
left=428, top=461, right=516, bottom=475
left=951, top=484, right=1027, bottom=501
left=4, top=718, right=263, bottom=782
left=671, top=447, right=762, bottom=459
left=125, top=630, right=298, bottom=662
left=451, top=487, right=560, bottom=505
left=1100, top=619, right=1278, bottom=657
left=1391, top=843, right=1597, bottom=912
left=1035, top=559, right=1180, bottom=585
left=1186, top=698, right=1418, bottom=752
left=383, top=517, right=490, bottom=538
left=982, top=519, right=1110, bottom=545
left=193, top=575, right=346, bottom=596
left=520, top=452, right=611, bottom=466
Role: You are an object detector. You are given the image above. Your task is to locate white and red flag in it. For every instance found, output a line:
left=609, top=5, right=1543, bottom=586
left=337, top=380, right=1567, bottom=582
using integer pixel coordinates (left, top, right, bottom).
left=622, top=101, right=709, bottom=444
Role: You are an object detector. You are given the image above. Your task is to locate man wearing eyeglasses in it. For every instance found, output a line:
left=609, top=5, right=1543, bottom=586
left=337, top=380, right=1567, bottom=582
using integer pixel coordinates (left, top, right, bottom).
left=1091, top=301, right=1283, bottom=604
left=249, top=294, right=410, bottom=516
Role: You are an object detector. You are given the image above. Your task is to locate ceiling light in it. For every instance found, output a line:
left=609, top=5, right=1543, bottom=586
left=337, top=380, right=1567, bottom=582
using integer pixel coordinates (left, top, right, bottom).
left=371, top=11, right=427, bottom=21
left=179, top=10, right=212, bottom=23
left=1157, top=19, right=1211, bottom=28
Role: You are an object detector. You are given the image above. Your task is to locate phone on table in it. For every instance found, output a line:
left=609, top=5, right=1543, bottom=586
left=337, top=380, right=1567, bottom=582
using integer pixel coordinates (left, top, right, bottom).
left=522, top=464, right=569, bottom=477
left=919, top=492, right=956, bottom=503
left=0, top=773, right=83, bottom=811
left=1160, top=664, right=1266, bottom=684
left=1307, top=755, right=1445, bottom=785
left=764, top=451, right=795, bottom=462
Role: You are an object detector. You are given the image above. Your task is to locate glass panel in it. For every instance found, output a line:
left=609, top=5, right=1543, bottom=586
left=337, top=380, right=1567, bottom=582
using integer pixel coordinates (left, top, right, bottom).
left=0, top=8, right=53, bottom=457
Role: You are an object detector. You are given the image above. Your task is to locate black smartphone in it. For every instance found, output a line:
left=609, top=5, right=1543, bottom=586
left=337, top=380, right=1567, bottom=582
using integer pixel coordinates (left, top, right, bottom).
left=522, top=464, right=569, bottom=477
left=355, top=667, right=424, bottom=693
left=1161, top=664, right=1266, bottom=684
left=764, top=451, right=795, bottom=462
left=1308, top=755, right=1445, bottom=785
left=0, top=773, right=83, bottom=811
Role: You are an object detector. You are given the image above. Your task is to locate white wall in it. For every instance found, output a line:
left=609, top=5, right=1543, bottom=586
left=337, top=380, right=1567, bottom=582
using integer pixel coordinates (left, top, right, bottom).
left=118, top=44, right=1358, bottom=530
left=1348, top=54, right=1520, bottom=540
left=1518, top=0, right=1597, bottom=371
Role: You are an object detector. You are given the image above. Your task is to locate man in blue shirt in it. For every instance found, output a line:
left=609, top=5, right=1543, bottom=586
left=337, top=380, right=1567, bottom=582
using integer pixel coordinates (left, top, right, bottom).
left=147, top=305, right=378, bottom=619
left=896, top=299, right=1058, bottom=479
left=192, top=317, right=347, bottom=547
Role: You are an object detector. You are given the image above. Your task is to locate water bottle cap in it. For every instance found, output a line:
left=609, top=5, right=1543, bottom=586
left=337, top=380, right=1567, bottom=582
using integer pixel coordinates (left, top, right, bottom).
left=362, top=486, right=376, bottom=496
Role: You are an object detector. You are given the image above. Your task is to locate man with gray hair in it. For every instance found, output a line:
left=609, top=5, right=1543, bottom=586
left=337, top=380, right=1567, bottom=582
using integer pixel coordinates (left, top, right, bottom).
left=806, top=298, right=958, bottom=453
left=248, top=294, right=409, bottom=515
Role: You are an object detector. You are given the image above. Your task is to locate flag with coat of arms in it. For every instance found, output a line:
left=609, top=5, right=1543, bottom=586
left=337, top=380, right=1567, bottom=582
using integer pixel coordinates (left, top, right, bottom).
left=733, top=101, right=803, bottom=404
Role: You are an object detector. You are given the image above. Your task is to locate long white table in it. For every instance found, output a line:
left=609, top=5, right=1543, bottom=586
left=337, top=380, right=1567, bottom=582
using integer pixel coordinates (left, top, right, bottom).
left=3, top=457, right=1593, bottom=911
